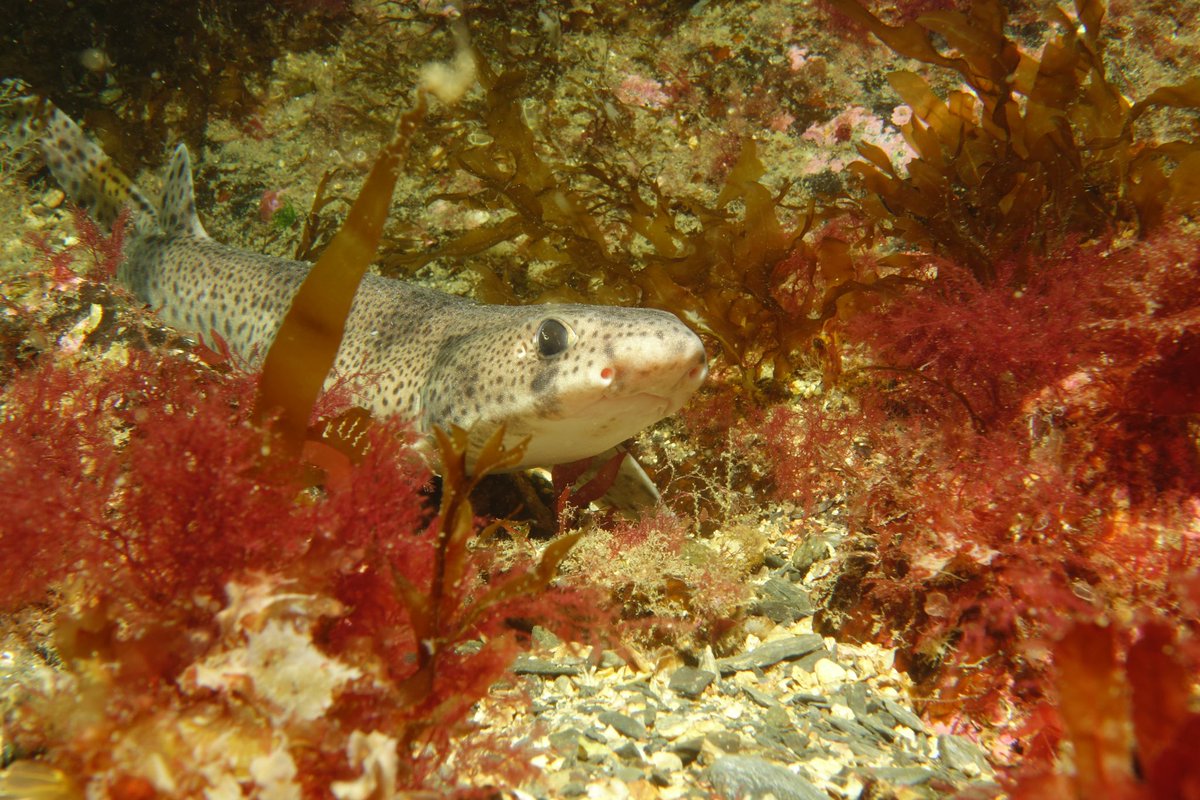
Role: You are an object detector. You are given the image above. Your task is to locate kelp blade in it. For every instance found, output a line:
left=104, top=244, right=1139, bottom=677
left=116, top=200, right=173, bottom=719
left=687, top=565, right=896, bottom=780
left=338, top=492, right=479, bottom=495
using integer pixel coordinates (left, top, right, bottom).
left=254, top=97, right=428, bottom=452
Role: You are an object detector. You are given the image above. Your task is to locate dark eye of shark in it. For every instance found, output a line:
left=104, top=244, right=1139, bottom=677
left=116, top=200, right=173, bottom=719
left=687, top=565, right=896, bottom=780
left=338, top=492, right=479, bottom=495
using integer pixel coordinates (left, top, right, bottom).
left=536, top=318, right=573, bottom=358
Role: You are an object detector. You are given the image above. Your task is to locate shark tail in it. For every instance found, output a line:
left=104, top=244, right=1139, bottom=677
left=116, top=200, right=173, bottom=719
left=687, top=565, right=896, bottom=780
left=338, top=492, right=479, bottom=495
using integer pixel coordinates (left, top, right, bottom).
left=1, top=79, right=157, bottom=230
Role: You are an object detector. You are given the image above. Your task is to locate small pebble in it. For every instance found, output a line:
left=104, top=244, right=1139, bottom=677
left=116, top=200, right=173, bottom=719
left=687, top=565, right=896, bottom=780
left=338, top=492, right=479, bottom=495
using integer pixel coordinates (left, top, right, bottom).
left=653, top=713, right=690, bottom=740
left=793, top=648, right=830, bottom=673
left=598, top=710, right=648, bottom=740
left=670, top=737, right=703, bottom=765
left=828, top=702, right=854, bottom=720
left=706, top=730, right=744, bottom=753
left=650, top=751, right=683, bottom=772
left=40, top=188, right=66, bottom=210
left=79, top=47, right=111, bottom=73
left=548, top=729, right=582, bottom=756
left=668, top=665, right=715, bottom=698
left=813, top=657, right=848, bottom=686
left=613, top=740, right=644, bottom=762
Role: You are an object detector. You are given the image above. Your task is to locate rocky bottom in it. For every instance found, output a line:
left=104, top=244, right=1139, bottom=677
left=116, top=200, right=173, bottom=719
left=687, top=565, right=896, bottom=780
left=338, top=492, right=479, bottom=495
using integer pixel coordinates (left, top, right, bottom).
left=469, top=517, right=1000, bottom=800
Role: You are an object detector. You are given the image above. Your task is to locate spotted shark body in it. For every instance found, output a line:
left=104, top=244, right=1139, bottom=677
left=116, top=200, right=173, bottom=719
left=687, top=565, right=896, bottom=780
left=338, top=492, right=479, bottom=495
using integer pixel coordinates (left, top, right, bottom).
left=4, top=90, right=707, bottom=491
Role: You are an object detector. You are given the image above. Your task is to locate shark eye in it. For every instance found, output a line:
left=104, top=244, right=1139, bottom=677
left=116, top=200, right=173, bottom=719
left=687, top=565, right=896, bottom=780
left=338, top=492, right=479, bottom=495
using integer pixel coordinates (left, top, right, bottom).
left=536, top=318, right=574, bottom=358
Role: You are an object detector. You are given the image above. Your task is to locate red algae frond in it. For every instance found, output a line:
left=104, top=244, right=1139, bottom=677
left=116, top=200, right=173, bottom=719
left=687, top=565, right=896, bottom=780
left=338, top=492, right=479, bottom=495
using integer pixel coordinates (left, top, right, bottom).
left=698, top=0, right=1200, bottom=779
left=0, top=280, right=603, bottom=795
left=24, top=205, right=129, bottom=286
left=5, top=0, right=1200, bottom=794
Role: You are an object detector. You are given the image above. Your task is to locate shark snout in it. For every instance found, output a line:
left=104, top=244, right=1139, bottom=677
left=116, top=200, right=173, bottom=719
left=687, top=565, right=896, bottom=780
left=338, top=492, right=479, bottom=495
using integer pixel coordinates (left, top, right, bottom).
left=608, top=333, right=707, bottom=406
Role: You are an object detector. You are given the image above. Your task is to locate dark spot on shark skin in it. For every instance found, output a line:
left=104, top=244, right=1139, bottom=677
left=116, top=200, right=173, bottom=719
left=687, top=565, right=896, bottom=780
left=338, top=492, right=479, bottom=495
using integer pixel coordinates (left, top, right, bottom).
left=531, top=365, right=559, bottom=396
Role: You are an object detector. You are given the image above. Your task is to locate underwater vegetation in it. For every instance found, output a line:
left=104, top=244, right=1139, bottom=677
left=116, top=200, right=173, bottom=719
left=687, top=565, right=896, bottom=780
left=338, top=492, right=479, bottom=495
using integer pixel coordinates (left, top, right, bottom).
left=0, top=279, right=604, bottom=795
left=1, top=0, right=1199, bottom=794
left=346, top=0, right=1200, bottom=783
left=0, top=205, right=750, bottom=796
left=382, top=0, right=1199, bottom=394
left=728, top=0, right=1200, bottom=790
left=0, top=73, right=611, bottom=790
left=0, top=0, right=351, bottom=167
left=380, top=50, right=884, bottom=385
left=829, top=0, right=1200, bottom=279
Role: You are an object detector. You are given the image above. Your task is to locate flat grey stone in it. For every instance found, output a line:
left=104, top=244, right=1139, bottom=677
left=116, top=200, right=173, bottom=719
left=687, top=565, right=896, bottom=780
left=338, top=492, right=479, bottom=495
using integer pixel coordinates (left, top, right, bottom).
left=548, top=729, right=582, bottom=756
left=599, top=649, right=626, bottom=669
left=827, top=715, right=871, bottom=739
left=881, top=696, right=926, bottom=732
left=762, top=706, right=791, bottom=731
left=845, top=738, right=884, bottom=759
left=790, top=535, right=834, bottom=576
left=668, top=665, right=716, bottom=697
left=857, top=712, right=898, bottom=743
left=867, top=766, right=938, bottom=786
left=614, top=765, right=645, bottom=783
left=707, top=755, right=828, bottom=800
left=599, top=710, right=648, bottom=740
left=640, top=707, right=657, bottom=729
left=671, top=737, right=704, bottom=765
left=763, top=551, right=789, bottom=569
left=744, top=685, right=782, bottom=708
left=780, top=730, right=811, bottom=757
left=717, top=635, right=825, bottom=674
left=752, top=577, right=815, bottom=623
left=706, top=730, right=744, bottom=753
left=511, top=654, right=582, bottom=676
left=792, top=648, right=830, bottom=672
left=531, top=625, right=562, bottom=649
left=618, top=680, right=662, bottom=704
left=938, top=734, right=990, bottom=776
left=842, top=682, right=869, bottom=716
left=613, top=740, right=644, bottom=762
left=752, top=707, right=798, bottom=755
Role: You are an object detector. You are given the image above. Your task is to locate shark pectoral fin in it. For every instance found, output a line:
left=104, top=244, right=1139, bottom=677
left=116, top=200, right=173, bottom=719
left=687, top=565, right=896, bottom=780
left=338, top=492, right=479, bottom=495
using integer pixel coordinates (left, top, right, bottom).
left=570, top=446, right=661, bottom=516
left=608, top=449, right=662, bottom=516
